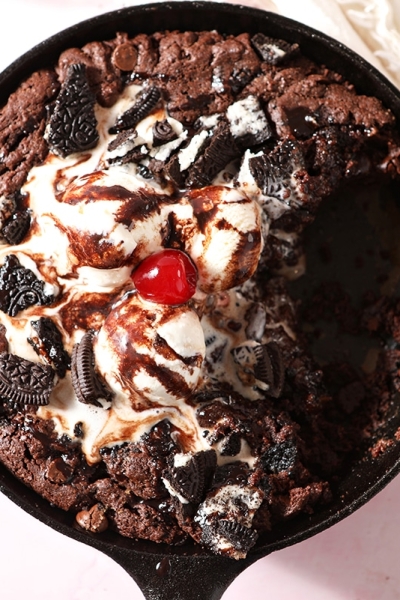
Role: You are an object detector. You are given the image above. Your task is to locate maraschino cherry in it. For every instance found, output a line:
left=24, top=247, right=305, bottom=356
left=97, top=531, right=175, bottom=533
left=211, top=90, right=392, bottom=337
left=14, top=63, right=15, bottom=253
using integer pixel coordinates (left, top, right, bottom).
left=132, top=249, right=198, bottom=305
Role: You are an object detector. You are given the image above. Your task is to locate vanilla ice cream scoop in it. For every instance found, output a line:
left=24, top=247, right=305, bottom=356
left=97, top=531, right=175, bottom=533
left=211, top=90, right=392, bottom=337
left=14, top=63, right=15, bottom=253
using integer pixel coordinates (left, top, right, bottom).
left=94, top=292, right=205, bottom=406
left=163, top=186, right=263, bottom=294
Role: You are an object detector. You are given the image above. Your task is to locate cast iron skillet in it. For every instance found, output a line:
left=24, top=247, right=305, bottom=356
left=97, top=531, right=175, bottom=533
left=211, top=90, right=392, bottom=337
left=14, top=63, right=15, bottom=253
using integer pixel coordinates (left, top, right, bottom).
left=1, top=3, right=400, bottom=599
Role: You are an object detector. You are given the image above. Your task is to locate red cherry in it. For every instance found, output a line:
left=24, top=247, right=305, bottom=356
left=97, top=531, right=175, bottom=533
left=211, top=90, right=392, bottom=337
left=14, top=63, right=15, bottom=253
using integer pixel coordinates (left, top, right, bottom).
left=132, top=249, right=198, bottom=305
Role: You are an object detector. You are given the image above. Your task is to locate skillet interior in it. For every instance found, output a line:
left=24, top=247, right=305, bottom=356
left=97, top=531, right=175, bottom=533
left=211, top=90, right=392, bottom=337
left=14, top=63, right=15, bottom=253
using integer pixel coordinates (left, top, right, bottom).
left=0, top=3, right=400, bottom=599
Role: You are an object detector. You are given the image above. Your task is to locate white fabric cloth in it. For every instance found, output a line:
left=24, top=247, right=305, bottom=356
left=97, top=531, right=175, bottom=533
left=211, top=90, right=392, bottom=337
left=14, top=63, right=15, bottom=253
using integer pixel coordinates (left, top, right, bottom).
left=227, top=0, right=400, bottom=87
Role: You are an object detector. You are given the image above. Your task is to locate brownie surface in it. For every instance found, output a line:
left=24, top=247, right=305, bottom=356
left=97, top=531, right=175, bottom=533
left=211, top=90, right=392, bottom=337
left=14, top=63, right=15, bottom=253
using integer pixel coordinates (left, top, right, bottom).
left=0, top=29, right=398, bottom=559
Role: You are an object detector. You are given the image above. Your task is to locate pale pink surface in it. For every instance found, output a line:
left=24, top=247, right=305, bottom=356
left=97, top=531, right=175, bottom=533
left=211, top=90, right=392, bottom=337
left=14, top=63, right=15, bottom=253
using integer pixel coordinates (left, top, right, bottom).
left=1, top=2, right=400, bottom=599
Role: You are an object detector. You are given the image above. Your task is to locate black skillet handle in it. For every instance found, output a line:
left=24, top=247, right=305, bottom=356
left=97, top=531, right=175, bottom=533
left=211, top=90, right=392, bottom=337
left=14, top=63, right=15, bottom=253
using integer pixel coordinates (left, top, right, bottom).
left=108, top=547, right=255, bottom=600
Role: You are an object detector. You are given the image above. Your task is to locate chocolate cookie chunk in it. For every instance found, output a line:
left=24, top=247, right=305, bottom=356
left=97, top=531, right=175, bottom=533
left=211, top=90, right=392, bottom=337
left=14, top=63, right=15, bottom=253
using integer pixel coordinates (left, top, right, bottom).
left=71, top=331, right=112, bottom=406
left=47, top=63, right=99, bottom=157
left=0, top=352, right=55, bottom=405
left=0, top=255, right=54, bottom=317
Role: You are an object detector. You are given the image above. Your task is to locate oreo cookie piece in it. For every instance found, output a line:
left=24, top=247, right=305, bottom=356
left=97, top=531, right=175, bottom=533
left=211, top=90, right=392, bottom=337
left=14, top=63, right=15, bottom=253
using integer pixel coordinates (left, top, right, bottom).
left=217, top=519, right=258, bottom=553
left=1, top=210, right=31, bottom=245
left=0, top=196, right=16, bottom=230
left=71, top=331, right=113, bottom=407
left=109, top=85, right=161, bottom=134
left=108, top=145, right=149, bottom=166
left=165, top=449, right=217, bottom=504
left=248, top=140, right=306, bottom=207
left=260, top=440, right=298, bottom=474
left=186, top=121, right=241, bottom=188
left=0, top=352, right=55, bottom=405
left=29, top=317, right=70, bottom=378
left=0, top=324, right=8, bottom=354
left=107, top=128, right=137, bottom=152
left=0, top=254, right=54, bottom=317
left=47, top=63, right=99, bottom=158
left=152, top=119, right=178, bottom=147
left=164, top=153, right=186, bottom=188
left=251, top=33, right=299, bottom=65
left=253, top=342, right=285, bottom=398
left=226, top=96, right=272, bottom=149
left=231, top=341, right=285, bottom=398
left=220, top=432, right=242, bottom=457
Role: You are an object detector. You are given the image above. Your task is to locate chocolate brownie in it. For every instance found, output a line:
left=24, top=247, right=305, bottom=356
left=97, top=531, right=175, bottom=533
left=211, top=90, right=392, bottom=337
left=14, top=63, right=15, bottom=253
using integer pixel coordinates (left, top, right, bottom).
left=0, top=29, right=398, bottom=559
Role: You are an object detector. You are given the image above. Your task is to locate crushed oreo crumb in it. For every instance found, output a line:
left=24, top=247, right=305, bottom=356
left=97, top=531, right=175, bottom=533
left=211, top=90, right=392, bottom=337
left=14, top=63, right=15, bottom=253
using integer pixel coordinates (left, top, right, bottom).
left=260, top=440, right=297, bottom=474
left=0, top=196, right=17, bottom=230
left=0, top=255, right=54, bottom=317
left=1, top=210, right=31, bottom=245
left=71, top=331, right=113, bottom=407
left=0, top=352, right=55, bottom=405
left=47, top=63, right=99, bottom=157
left=112, top=43, right=138, bottom=71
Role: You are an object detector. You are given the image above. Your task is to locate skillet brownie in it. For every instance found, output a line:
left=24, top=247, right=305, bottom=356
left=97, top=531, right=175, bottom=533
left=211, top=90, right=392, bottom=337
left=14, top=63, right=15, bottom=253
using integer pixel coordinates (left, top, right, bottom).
left=0, top=29, right=398, bottom=558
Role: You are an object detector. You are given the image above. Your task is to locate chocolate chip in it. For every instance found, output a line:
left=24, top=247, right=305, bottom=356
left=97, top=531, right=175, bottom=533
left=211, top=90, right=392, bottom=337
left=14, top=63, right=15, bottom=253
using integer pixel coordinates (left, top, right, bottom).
left=251, top=33, right=299, bottom=65
left=46, top=457, right=73, bottom=484
left=285, top=106, right=318, bottom=138
left=186, top=121, right=241, bottom=188
left=0, top=255, right=55, bottom=317
left=29, top=317, right=70, bottom=378
left=0, top=352, right=55, bottom=405
left=1, top=210, right=31, bottom=245
left=109, top=85, right=161, bottom=134
left=217, top=519, right=258, bottom=552
left=71, top=331, right=113, bottom=407
left=166, top=449, right=217, bottom=504
left=152, top=119, right=178, bottom=147
left=112, top=43, right=138, bottom=71
left=75, top=504, right=108, bottom=533
left=47, top=63, right=99, bottom=157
